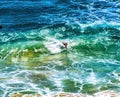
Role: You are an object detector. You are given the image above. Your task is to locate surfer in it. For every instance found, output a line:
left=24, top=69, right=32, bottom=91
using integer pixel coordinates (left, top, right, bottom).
left=62, top=42, right=69, bottom=65
left=62, top=42, right=68, bottom=49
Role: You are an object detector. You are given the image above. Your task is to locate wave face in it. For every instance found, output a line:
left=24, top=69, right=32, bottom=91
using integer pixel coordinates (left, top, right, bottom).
left=0, top=0, right=120, bottom=96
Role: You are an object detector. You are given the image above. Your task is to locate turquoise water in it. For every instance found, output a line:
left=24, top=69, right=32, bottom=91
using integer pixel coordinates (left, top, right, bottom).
left=0, top=21, right=120, bottom=96
left=0, top=0, right=120, bottom=96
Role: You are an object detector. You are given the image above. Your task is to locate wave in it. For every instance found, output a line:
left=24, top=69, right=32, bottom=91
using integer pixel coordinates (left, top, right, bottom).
left=1, top=21, right=120, bottom=42
left=0, top=23, right=120, bottom=97
left=0, top=1, right=120, bottom=96
left=0, top=21, right=120, bottom=62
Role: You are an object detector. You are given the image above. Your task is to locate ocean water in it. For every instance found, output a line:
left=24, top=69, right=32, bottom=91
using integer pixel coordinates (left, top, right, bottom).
left=0, top=0, right=120, bottom=96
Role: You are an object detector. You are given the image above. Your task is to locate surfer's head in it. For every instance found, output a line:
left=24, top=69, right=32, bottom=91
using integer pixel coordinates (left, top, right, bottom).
left=62, top=42, right=68, bottom=48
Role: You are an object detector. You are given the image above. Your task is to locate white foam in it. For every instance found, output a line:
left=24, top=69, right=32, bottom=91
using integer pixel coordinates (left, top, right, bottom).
left=75, top=20, right=120, bottom=31
left=44, top=38, right=63, bottom=54
left=86, top=71, right=98, bottom=85
left=10, top=49, right=18, bottom=53
left=40, top=29, right=50, bottom=36
left=1, top=48, right=5, bottom=52
left=11, top=57, right=18, bottom=63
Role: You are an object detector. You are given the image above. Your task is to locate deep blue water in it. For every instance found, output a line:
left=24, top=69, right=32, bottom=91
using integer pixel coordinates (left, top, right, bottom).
left=0, top=0, right=120, bottom=97
left=0, top=0, right=120, bottom=31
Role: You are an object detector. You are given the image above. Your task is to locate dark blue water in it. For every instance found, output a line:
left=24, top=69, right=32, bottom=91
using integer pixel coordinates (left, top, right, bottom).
left=0, top=0, right=120, bottom=31
left=0, top=0, right=120, bottom=97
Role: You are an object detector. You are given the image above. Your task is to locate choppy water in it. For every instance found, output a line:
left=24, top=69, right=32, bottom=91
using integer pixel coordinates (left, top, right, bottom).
left=0, top=0, right=120, bottom=97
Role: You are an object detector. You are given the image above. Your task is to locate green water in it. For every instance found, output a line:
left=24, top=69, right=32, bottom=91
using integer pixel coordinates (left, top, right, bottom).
left=0, top=22, right=120, bottom=96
